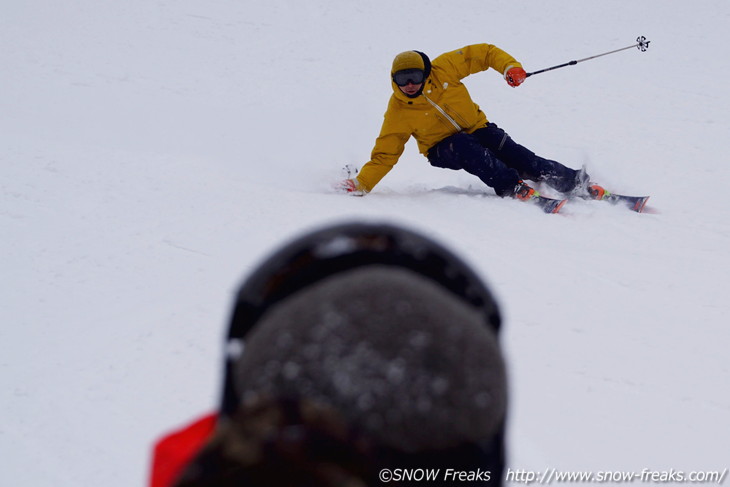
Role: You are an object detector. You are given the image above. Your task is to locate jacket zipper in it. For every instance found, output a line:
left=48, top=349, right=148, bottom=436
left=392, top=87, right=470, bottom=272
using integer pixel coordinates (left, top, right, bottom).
left=422, top=94, right=463, bottom=132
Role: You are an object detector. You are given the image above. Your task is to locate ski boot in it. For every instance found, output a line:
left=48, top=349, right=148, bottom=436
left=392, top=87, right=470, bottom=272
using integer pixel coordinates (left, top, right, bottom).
left=512, top=180, right=566, bottom=214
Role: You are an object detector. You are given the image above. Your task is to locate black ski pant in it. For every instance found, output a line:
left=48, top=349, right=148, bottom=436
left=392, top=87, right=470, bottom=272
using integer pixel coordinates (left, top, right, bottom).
left=426, top=122, right=579, bottom=197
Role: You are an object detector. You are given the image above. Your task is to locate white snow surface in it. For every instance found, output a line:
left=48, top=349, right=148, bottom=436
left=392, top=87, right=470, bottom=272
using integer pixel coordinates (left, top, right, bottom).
left=2, top=1, right=730, bottom=485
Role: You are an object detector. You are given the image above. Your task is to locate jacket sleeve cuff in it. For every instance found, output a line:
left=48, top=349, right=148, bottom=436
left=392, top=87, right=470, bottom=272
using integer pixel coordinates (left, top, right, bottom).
left=354, top=177, right=370, bottom=194
left=503, top=64, right=518, bottom=79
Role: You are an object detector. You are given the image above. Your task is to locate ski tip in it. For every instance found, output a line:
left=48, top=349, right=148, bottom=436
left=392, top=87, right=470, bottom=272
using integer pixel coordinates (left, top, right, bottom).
left=633, top=196, right=650, bottom=213
left=529, top=195, right=567, bottom=214
left=552, top=199, right=568, bottom=214
left=539, top=198, right=567, bottom=214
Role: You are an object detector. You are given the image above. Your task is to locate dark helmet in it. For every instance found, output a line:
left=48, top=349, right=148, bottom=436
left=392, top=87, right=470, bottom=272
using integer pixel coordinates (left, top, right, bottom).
left=180, top=222, right=507, bottom=486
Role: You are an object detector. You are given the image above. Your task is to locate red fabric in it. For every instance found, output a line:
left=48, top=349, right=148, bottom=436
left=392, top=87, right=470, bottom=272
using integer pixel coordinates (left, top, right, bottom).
left=149, top=413, right=217, bottom=487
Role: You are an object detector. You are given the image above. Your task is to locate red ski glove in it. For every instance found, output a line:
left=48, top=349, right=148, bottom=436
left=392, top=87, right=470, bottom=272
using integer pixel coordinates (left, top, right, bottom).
left=505, top=67, right=527, bottom=87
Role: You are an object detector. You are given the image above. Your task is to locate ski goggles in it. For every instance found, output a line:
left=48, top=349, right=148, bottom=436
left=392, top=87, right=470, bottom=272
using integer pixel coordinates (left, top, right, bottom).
left=392, top=68, right=425, bottom=86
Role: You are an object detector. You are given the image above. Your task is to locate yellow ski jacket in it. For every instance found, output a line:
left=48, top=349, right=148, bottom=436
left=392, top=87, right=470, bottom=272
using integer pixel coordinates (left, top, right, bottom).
left=356, top=44, right=522, bottom=193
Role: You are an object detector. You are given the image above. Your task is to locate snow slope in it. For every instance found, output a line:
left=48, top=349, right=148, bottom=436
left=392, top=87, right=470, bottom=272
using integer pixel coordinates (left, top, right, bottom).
left=2, top=1, right=729, bottom=485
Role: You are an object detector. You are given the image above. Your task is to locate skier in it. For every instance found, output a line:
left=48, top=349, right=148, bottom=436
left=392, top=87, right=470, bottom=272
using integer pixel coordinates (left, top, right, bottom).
left=149, top=222, right=508, bottom=487
left=337, top=44, right=606, bottom=204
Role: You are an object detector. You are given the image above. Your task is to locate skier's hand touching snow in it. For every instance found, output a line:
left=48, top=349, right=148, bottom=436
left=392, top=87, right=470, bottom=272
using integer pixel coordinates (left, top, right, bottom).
left=335, top=179, right=365, bottom=196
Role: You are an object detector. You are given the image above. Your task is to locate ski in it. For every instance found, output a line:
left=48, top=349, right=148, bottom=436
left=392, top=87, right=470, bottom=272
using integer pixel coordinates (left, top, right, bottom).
left=601, top=193, right=650, bottom=213
left=571, top=181, right=650, bottom=213
left=532, top=195, right=567, bottom=214
left=573, top=193, right=650, bottom=212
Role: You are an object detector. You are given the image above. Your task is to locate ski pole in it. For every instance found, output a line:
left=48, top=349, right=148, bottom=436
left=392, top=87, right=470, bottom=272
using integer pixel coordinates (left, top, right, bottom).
left=526, top=36, right=650, bottom=78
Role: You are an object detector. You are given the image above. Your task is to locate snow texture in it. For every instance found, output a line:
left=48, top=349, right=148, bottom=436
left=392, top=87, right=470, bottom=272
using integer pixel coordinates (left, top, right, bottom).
left=2, top=1, right=729, bottom=485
